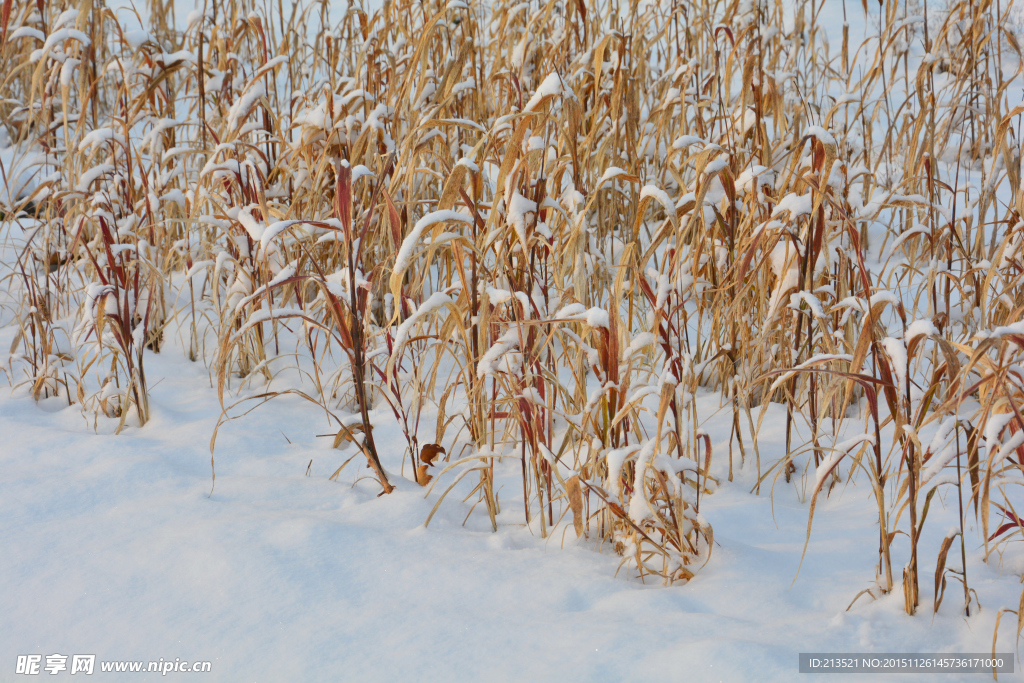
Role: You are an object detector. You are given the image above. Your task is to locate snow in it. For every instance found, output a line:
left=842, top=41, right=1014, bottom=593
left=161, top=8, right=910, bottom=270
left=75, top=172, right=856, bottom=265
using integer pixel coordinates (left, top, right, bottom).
left=236, top=205, right=265, bottom=242
left=260, top=220, right=302, bottom=250
left=993, top=431, right=1024, bottom=469
left=672, top=135, right=706, bottom=150
left=627, top=440, right=658, bottom=524
left=121, top=28, right=150, bottom=48
left=881, top=337, right=908, bottom=395
left=79, top=128, right=126, bottom=151
left=550, top=304, right=610, bottom=329
left=596, top=166, right=630, bottom=188
left=804, top=125, right=837, bottom=146
left=771, top=192, right=814, bottom=219
left=553, top=303, right=587, bottom=319
left=733, top=109, right=757, bottom=134
left=9, top=26, right=45, bottom=41
left=0, top=372, right=1018, bottom=681
left=990, top=320, right=1024, bottom=339
left=53, top=8, right=79, bottom=28
left=226, top=83, right=265, bottom=132
left=735, top=165, right=776, bottom=195
left=41, top=28, right=91, bottom=53
left=393, top=210, right=474, bottom=283
left=788, top=291, right=826, bottom=318
left=920, top=444, right=961, bottom=489
left=585, top=307, right=610, bottom=329
left=391, top=292, right=453, bottom=355
left=59, top=57, right=81, bottom=85
left=766, top=241, right=801, bottom=321
left=156, top=50, right=197, bottom=67
left=476, top=327, right=520, bottom=378
left=485, top=286, right=512, bottom=304
left=0, top=146, right=42, bottom=207
left=905, top=319, right=938, bottom=343
left=626, top=332, right=655, bottom=355
left=815, top=434, right=875, bottom=490
left=506, top=191, right=537, bottom=246
left=350, top=164, right=375, bottom=184
left=234, top=306, right=306, bottom=340
left=639, top=184, right=675, bottom=218
left=524, top=72, right=570, bottom=112
left=75, top=163, right=114, bottom=192
left=605, top=444, right=641, bottom=497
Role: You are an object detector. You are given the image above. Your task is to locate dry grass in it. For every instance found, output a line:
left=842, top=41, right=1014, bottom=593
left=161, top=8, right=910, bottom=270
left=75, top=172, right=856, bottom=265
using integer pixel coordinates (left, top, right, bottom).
left=1, top=0, right=1023, bottom=639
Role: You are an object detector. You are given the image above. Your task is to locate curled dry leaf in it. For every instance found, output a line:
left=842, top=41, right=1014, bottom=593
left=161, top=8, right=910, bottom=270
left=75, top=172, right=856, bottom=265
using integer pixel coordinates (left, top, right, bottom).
left=420, top=443, right=446, bottom=466
left=333, top=423, right=371, bottom=449
left=566, top=475, right=584, bottom=538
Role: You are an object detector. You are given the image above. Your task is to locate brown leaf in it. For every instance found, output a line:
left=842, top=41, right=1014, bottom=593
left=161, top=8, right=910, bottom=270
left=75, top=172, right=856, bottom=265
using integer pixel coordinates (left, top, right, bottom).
left=416, top=465, right=433, bottom=487
left=437, top=164, right=466, bottom=212
left=381, top=186, right=403, bottom=250
left=333, top=423, right=370, bottom=449
left=336, top=162, right=352, bottom=238
left=934, top=532, right=957, bottom=613
left=566, top=475, right=584, bottom=538
left=420, top=443, right=446, bottom=466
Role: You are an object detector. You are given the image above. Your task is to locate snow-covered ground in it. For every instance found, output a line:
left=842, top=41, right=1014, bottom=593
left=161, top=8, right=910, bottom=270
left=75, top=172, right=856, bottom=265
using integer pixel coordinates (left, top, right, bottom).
left=1, top=321, right=1021, bottom=681
left=4, top=0, right=1024, bottom=679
